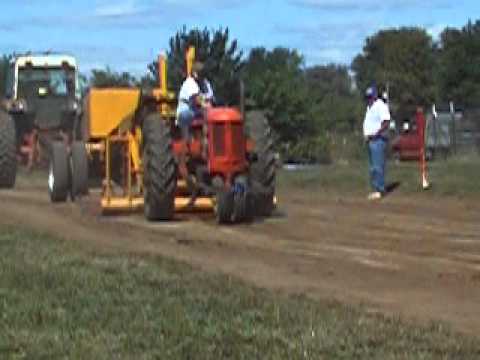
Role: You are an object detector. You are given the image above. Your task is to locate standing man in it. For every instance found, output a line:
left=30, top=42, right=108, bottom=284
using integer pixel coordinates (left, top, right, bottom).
left=363, top=86, right=391, bottom=200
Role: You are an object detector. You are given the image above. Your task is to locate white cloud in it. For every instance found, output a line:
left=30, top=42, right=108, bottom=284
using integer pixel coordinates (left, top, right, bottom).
left=275, top=22, right=375, bottom=64
left=161, top=0, right=247, bottom=6
left=306, top=48, right=346, bottom=64
left=95, top=0, right=142, bottom=17
left=290, top=0, right=452, bottom=11
left=290, top=0, right=378, bottom=10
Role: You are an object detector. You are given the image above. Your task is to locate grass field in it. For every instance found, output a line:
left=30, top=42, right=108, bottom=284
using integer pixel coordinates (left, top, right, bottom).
left=279, top=153, right=480, bottom=198
left=1, top=226, right=480, bottom=359
left=19, top=151, right=480, bottom=199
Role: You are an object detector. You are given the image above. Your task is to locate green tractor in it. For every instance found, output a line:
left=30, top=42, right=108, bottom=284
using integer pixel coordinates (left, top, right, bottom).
left=0, top=53, right=88, bottom=201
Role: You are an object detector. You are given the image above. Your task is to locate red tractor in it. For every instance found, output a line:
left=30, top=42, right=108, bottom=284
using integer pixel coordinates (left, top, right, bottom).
left=144, top=106, right=276, bottom=223
left=139, top=48, right=277, bottom=223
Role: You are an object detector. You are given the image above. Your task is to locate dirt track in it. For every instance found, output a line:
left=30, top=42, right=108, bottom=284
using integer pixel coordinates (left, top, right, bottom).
left=2, top=177, right=480, bottom=335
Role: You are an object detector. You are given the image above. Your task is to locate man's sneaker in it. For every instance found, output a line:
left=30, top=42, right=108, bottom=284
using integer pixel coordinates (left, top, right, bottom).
left=368, top=191, right=382, bottom=200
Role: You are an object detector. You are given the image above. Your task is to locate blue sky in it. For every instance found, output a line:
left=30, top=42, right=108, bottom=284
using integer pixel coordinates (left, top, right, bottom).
left=0, top=0, right=478, bottom=75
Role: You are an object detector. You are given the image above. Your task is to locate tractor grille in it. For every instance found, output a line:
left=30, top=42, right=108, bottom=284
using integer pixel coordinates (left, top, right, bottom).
left=213, top=123, right=226, bottom=156
left=231, top=123, right=245, bottom=159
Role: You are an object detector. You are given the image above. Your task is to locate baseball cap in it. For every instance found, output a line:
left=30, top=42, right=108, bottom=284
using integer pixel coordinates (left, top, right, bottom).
left=365, top=86, right=377, bottom=99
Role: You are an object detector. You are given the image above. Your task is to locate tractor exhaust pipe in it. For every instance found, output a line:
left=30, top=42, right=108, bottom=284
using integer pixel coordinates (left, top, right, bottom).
left=240, top=79, right=245, bottom=118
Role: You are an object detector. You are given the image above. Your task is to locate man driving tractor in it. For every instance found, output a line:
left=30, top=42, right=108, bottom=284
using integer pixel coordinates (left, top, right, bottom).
left=176, top=60, right=215, bottom=204
left=176, top=61, right=214, bottom=143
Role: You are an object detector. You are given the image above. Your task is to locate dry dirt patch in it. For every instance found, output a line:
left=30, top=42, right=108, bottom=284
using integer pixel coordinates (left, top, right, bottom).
left=2, top=182, right=480, bottom=335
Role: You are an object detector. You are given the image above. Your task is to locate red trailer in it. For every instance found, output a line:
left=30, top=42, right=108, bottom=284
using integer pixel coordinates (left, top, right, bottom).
left=391, top=109, right=432, bottom=161
left=391, top=108, right=430, bottom=189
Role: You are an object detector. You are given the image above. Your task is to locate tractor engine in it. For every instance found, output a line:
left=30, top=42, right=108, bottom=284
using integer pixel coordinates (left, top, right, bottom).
left=206, top=107, right=248, bottom=185
left=173, top=106, right=253, bottom=223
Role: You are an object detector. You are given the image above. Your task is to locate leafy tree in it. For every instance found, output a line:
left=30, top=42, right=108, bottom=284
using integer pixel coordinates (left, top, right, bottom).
left=352, top=27, right=436, bottom=119
left=305, top=64, right=363, bottom=134
left=305, top=64, right=352, bottom=98
left=149, top=27, right=243, bottom=105
left=243, top=49, right=364, bottom=163
left=242, top=47, right=314, bottom=144
left=437, top=20, right=480, bottom=107
left=90, top=67, right=136, bottom=88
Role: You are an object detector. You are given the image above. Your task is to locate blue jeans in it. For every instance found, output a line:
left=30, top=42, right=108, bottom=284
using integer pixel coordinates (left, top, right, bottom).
left=178, top=109, right=195, bottom=141
left=368, top=137, right=387, bottom=193
left=178, top=108, right=195, bottom=127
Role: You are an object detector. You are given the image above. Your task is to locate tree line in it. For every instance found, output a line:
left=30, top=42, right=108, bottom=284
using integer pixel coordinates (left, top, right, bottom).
left=1, top=20, right=479, bottom=162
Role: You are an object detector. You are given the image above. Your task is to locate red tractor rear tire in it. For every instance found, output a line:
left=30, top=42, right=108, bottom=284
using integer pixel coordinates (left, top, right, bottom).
left=246, top=111, right=276, bottom=216
left=142, top=113, right=177, bottom=221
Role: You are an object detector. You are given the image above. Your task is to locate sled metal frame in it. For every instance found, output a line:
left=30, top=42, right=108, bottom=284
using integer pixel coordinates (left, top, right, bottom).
left=100, top=130, right=214, bottom=214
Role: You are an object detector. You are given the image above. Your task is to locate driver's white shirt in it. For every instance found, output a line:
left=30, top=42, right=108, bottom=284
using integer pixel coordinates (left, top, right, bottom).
left=177, top=76, right=199, bottom=116
left=363, top=99, right=391, bottom=137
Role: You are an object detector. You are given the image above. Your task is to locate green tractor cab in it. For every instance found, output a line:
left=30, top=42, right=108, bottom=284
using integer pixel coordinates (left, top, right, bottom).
left=0, top=53, right=87, bottom=201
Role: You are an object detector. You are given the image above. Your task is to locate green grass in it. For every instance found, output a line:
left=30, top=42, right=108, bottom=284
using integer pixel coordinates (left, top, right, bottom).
left=1, top=227, right=480, bottom=359
left=279, top=153, right=480, bottom=198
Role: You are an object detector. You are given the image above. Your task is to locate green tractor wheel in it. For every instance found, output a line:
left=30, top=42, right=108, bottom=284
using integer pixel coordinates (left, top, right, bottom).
left=70, top=141, right=89, bottom=201
left=48, top=141, right=70, bottom=203
left=0, top=110, right=17, bottom=188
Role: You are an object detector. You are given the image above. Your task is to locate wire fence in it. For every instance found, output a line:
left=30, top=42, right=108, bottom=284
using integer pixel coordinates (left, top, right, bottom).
left=426, top=107, right=480, bottom=157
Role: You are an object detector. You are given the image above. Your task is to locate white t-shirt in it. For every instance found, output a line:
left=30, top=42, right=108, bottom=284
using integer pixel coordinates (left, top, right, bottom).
left=177, top=76, right=200, bottom=116
left=176, top=77, right=215, bottom=116
left=363, top=99, right=391, bottom=137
